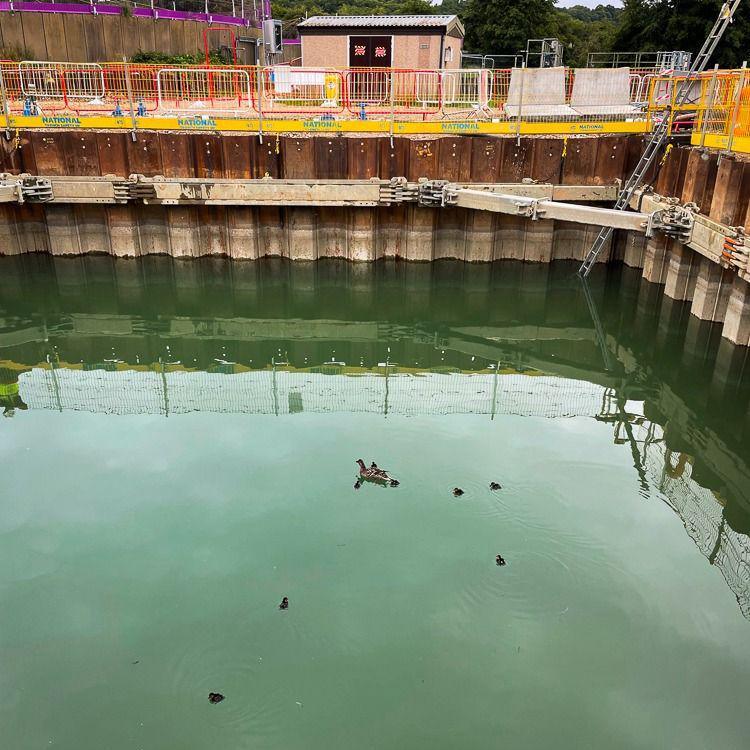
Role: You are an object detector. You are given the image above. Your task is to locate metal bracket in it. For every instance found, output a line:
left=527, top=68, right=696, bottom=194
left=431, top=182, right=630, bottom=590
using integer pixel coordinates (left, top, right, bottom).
left=379, top=177, right=419, bottom=205
left=112, top=174, right=157, bottom=203
left=0, top=174, right=53, bottom=203
left=647, top=202, right=696, bottom=241
left=418, top=179, right=451, bottom=207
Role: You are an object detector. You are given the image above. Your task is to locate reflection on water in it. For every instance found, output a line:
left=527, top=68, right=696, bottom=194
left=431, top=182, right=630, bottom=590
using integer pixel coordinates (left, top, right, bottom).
left=1, top=255, right=749, bottom=748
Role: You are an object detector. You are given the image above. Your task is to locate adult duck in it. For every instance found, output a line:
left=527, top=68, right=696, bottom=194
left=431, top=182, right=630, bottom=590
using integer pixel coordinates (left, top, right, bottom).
left=356, top=459, right=400, bottom=487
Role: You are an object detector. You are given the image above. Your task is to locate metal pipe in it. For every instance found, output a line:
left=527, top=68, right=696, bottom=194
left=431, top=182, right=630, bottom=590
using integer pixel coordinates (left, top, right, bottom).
left=123, top=57, right=138, bottom=143
left=726, top=63, right=747, bottom=156
left=516, top=63, right=525, bottom=146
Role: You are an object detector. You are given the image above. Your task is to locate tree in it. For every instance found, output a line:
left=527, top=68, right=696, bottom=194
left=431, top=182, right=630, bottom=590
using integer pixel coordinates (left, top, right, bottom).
left=613, top=1, right=750, bottom=69
left=462, top=0, right=556, bottom=55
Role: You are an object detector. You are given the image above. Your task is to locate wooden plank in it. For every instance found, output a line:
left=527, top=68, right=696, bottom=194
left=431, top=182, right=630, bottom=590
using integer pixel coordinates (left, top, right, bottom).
left=159, top=132, right=194, bottom=178
left=137, top=19, right=156, bottom=54
left=0, top=13, right=26, bottom=55
left=21, top=12, right=49, bottom=60
left=193, top=134, right=225, bottom=178
left=282, top=137, right=315, bottom=179
left=121, top=17, right=141, bottom=60
left=154, top=21, right=171, bottom=60
left=469, top=137, right=502, bottom=182
left=102, top=16, right=125, bottom=61
left=168, top=21, right=187, bottom=57
left=63, top=132, right=101, bottom=176
left=221, top=136, right=253, bottom=179
left=42, top=15, right=69, bottom=62
left=126, top=132, right=163, bottom=176
left=347, top=137, right=379, bottom=179
left=63, top=15, right=88, bottom=63
left=314, top=137, right=348, bottom=178
left=82, top=16, right=107, bottom=62
left=530, top=138, right=564, bottom=183
left=96, top=132, right=129, bottom=177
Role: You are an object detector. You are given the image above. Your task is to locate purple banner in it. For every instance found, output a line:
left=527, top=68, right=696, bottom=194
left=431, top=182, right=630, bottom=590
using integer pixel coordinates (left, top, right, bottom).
left=0, top=2, right=258, bottom=28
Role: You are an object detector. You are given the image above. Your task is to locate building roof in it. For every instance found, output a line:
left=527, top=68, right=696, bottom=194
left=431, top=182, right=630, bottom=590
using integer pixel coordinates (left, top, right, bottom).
left=298, top=15, right=464, bottom=36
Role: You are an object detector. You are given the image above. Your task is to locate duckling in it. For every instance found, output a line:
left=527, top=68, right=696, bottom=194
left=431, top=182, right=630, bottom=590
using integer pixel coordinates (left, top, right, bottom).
left=453, top=487, right=464, bottom=497
left=354, top=479, right=362, bottom=490
left=489, top=482, right=502, bottom=491
left=208, top=692, right=225, bottom=704
left=279, top=596, right=289, bottom=610
left=389, top=479, right=400, bottom=487
left=495, top=555, right=506, bottom=566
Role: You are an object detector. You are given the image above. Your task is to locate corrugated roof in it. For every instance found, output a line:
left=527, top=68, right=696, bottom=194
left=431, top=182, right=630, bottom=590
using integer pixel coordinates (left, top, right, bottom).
left=298, top=15, right=459, bottom=29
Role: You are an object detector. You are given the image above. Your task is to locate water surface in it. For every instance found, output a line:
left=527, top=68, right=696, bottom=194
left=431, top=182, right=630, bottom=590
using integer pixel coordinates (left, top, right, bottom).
left=1, top=256, right=749, bottom=749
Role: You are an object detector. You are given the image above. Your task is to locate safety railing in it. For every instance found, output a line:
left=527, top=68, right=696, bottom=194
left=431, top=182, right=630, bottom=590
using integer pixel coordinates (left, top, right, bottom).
left=690, top=69, right=750, bottom=152
left=0, top=59, right=682, bottom=126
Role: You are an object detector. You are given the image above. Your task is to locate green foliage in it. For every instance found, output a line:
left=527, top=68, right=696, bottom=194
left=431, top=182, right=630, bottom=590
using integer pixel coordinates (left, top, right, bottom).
left=462, top=0, right=556, bottom=55
left=130, top=51, right=224, bottom=66
left=613, top=1, right=750, bottom=69
left=0, top=46, right=34, bottom=62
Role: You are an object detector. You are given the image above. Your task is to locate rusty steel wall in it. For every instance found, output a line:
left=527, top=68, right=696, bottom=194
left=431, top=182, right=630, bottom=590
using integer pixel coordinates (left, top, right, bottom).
left=2, top=133, right=637, bottom=185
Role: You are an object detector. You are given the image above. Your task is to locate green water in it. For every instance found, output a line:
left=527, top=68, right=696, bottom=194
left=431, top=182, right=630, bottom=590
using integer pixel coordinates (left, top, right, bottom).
left=1, top=256, right=749, bottom=749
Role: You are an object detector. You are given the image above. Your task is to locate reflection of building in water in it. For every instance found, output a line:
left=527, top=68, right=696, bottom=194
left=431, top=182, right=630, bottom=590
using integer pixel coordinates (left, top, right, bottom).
left=14, top=363, right=750, bottom=622
left=20, top=366, right=607, bottom=419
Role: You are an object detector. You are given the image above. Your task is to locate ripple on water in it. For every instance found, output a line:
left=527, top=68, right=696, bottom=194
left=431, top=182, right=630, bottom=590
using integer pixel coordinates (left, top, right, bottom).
left=167, top=630, right=286, bottom=742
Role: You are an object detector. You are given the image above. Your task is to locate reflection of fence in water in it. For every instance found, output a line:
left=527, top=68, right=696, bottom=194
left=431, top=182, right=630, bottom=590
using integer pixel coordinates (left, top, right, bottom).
left=20, top=364, right=750, bottom=617
left=20, top=366, right=606, bottom=418
left=637, top=421, right=750, bottom=620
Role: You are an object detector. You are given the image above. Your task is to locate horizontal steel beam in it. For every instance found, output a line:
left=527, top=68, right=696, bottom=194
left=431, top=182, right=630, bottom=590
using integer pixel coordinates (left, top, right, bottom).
left=454, top=189, right=652, bottom=232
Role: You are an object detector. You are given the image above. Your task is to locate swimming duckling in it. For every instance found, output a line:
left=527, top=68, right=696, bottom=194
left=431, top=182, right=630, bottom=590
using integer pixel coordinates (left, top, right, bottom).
left=279, top=596, right=289, bottom=610
left=208, top=692, right=225, bottom=704
left=453, top=487, right=464, bottom=497
left=495, top=555, right=506, bottom=566
left=389, top=479, right=400, bottom=487
left=489, top=482, right=502, bottom=491
left=354, top=479, right=362, bottom=490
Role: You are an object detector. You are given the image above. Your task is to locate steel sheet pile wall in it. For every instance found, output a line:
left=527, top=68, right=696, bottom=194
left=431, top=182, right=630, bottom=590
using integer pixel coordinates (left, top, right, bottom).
left=0, top=132, right=641, bottom=263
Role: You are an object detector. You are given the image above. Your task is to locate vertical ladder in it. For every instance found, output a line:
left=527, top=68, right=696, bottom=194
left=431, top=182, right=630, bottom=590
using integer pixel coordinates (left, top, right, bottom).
left=578, top=0, right=742, bottom=277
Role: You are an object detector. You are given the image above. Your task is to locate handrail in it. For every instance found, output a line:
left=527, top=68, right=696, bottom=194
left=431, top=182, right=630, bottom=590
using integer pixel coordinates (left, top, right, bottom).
left=1, top=60, right=748, bottom=152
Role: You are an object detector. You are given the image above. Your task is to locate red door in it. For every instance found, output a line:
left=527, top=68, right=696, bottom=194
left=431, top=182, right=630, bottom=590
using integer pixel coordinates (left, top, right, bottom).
left=349, top=36, right=392, bottom=104
left=349, top=36, right=392, bottom=67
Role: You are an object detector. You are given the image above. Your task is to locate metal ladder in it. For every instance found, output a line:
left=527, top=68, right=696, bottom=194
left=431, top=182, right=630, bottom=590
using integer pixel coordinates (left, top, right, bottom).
left=578, top=0, right=742, bottom=277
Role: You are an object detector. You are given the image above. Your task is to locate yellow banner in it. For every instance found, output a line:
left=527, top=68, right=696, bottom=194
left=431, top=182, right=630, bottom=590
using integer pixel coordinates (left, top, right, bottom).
left=0, top=115, right=651, bottom=137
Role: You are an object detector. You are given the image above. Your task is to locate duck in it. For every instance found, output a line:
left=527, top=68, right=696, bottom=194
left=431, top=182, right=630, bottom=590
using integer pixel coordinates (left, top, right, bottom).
left=489, top=482, right=502, bottom=491
left=279, top=596, right=289, bottom=610
left=356, top=459, right=399, bottom=487
left=208, top=692, right=225, bottom=704
left=495, top=555, right=506, bottom=566
left=453, top=487, right=464, bottom=497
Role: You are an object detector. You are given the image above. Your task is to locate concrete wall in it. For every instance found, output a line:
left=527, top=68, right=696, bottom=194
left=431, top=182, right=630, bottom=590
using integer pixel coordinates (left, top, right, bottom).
left=0, top=11, right=261, bottom=62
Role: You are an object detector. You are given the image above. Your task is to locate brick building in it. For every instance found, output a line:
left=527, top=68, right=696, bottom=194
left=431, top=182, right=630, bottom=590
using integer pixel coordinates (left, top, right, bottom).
left=297, top=15, right=465, bottom=70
